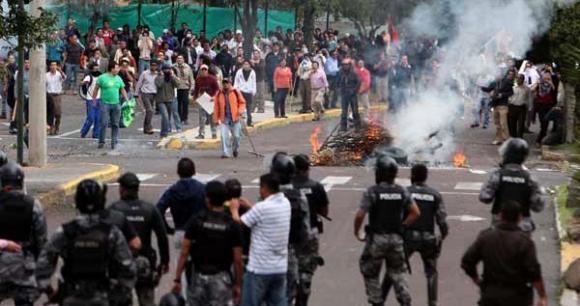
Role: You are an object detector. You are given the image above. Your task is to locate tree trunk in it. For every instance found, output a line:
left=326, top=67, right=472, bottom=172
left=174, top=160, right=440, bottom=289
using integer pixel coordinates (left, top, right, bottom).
left=241, top=0, right=257, bottom=60
left=564, top=82, right=576, bottom=143
left=303, top=0, right=316, bottom=50
left=29, top=0, right=47, bottom=167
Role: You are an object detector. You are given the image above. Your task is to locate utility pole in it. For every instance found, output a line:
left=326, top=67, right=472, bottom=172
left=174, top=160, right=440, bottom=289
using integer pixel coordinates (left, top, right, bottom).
left=29, top=0, right=47, bottom=167
left=326, top=0, right=330, bottom=31
left=264, top=0, right=268, bottom=34
left=16, top=0, right=25, bottom=165
left=233, top=1, right=238, bottom=33
left=203, top=0, right=207, bottom=32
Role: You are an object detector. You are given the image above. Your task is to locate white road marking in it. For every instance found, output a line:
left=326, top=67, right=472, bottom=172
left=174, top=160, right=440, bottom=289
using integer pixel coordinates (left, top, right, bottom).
left=136, top=173, right=158, bottom=182
left=447, top=215, right=486, bottom=222
left=395, top=178, right=411, bottom=186
left=194, top=173, right=221, bottom=183
left=251, top=178, right=260, bottom=184
left=321, top=176, right=352, bottom=192
left=469, top=169, right=487, bottom=175
left=1, top=123, right=9, bottom=126
left=454, top=182, right=483, bottom=191
left=138, top=128, right=162, bottom=132
left=56, top=129, right=81, bottom=137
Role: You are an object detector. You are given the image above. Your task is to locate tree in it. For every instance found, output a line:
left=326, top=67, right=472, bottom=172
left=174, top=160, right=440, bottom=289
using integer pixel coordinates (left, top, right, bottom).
left=0, top=0, right=57, bottom=164
left=236, top=0, right=259, bottom=59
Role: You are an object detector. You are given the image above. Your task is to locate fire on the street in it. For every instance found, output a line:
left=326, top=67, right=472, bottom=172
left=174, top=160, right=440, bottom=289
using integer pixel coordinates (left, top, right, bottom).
left=453, top=150, right=467, bottom=168
left=309, top=127, right=321, bottom=154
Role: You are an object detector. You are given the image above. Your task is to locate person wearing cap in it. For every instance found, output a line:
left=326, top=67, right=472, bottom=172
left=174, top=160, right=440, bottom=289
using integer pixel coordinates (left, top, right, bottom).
left=193, top=64, right=220, bottom=139
left=213, top=79, right=246, bottom=158
left=155, top=64, right=180, bottom=138
left=110, top=172, right=170, bottom=306
left=336, top=58, right=361, bottom=132
left=135, top=60, right=159, bottom=135
left=162, top=29, right=178, bottom=52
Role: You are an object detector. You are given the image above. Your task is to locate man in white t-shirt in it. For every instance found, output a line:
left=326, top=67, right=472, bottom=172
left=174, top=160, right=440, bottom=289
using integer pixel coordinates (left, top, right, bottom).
left=80, top=63, right=102, bottom=139
left=46, top=61, right=66, bottom=135
left=230, top=173, right=290, bottom=306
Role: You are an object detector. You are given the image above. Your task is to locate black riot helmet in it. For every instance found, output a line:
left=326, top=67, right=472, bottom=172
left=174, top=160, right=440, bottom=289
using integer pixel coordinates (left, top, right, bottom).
left=75, top=179, right=107, bottom=214
left=225, top=178, right=242, bottom=200
left=270, top=152, right=296, bottom=185
left=0, top=161, right=24, bottom=189
left=293, top=154, right=311, bottom=173
left=0, top=150, right=7, bottom=167
left=159, top=292, right=186, bottom=306
left=499, top=138, right=529, bottom=165
left=375, top=155, right=398, bottom=184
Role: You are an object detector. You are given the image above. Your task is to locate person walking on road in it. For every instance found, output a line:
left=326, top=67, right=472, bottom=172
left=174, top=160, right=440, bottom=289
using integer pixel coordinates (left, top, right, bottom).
left=461, top=201, right=547, bottom=306
left=479, top=138, right=547, bottom=233
left=46, top=61, right=66, bottom=135
left=482, top=70, right=515, bottom=145
left=353, top=156, right=420, bottom=306
left=355, top=59, right=371, bottom=121
left=309, top=61, right=329, bottom=121
left=273, top=58, right=292, bottom=118
left=93, top=61, right=129, bottom=149
left=250, top=50, right=266, bottom=113
left=230, top=173, right=291, bottom=306
left=193, top=64, right=220, bottom=139
left=80, top=63, right=102, bottom=139
left=0, top=162, right=48, bottom=306
left=110, top=172, right=170, bottom=306
left=172, top=181, right=244, bottom=306
left=234, top=60, right=256, bottom=127
left=382, top=164, right=448, bottom=306
left=297, top=54, right=313, bottom=114
left=155, top=64, right=180, bottom=138
left=135, top=60, right=159, bottom=135
left=213, top=79, right=246, bottom=159
left=173, top=55, right=195, bottom=126
left=336, top=59, right=361, bottom=132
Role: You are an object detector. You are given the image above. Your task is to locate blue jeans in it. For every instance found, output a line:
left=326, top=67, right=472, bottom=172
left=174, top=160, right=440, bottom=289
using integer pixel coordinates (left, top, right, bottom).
left=99, top=102, right=121, bottom=147
left=64, top=63, right=79, bottom=90
left=241, top=271, right=287, bottom=306
left=340, top=92, right=360, bottom=130
left=138, top=58, right=150, bottom=75
left=157, top=101, right=174, bottom=137
left=220, top=121, right=241, bottom=157
left=81, top=99, right=101, bottom=138
left=169, top=98, right=182, bottom=132
left=473, top=97, right=491, bottom=126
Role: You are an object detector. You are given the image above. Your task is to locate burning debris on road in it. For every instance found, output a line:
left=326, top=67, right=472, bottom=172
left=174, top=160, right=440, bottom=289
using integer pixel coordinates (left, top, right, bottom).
left=310, top=121, right=393, bottom=167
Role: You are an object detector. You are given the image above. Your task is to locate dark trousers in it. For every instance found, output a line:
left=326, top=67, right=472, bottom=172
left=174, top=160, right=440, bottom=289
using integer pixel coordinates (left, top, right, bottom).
left=324, top=75, right=337, bottom=109
left=268, top=79, right=276, bottom=101
left=300, top=80, right=312, bottom=112
left=340, top=92, right=360, bottom=130
left=46, top=93, right=62, bottom=133
left=141, top=93, right=155, bottom=132
left=242, top=91, right=253, bottom=125
left=536, top=103, right=554, bottom=144
left=275, top=88, right=288, bottom=117
left=176, top=89, right=190, bottom=123
left=508, top=104, right=527, bottom=138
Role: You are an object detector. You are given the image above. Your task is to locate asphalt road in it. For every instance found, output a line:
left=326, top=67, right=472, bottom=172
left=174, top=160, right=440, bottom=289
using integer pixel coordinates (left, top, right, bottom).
left=0, top=95, right=567, bottom=305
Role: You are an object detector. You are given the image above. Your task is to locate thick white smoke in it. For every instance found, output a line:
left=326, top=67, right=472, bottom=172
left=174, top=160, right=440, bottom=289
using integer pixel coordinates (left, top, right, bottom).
left=387, top=0, right=576, bottom=163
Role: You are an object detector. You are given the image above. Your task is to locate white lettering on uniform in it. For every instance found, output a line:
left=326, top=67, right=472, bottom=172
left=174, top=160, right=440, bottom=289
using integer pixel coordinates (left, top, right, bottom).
left=379, top=193, right=403, bottom=200
left=202, top=222, right=227, bottom=231
left=502, top=176, right=526, bottom=184
left=127, top=215, right=145, bottom=222
left=411, top=193, right=435, bottom=202
left=301, top=188, right=313, bottom=195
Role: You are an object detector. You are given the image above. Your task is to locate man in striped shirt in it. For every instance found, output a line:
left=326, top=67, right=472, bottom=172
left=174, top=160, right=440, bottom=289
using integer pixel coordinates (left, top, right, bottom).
left=230, top=173, right=291, bottom=306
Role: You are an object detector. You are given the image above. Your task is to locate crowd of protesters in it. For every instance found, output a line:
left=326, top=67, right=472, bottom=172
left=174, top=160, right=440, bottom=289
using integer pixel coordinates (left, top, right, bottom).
left=0, top=18, right=565, bottom=151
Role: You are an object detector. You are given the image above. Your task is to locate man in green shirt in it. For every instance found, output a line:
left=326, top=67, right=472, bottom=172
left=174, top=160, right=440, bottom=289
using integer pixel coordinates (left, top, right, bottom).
left=93, top=62, right=129, bottom=149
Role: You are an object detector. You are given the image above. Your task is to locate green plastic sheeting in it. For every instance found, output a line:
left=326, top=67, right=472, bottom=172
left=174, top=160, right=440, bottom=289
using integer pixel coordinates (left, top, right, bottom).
left=51, top=4, right=295, bottom=39
left=122, top=98, right=136, bottom=128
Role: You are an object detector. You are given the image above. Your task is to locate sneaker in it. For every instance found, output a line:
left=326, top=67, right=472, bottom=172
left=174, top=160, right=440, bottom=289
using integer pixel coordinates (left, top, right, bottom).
left=257, top=109, right=265, bottom=113
left=195, top=135, right=205, bottom=139
left=482, top=125, right=488, bottom=129
left=247, top=124, right=254, bottom=128
left=98, top=143, right=105, bottom=149
left=221, top=155, right=229, bottom=159
left=492, top=140, right=502, bottom=145
left=9, top=129, right=17, bottom=135
left=182, top=120, right=189, bottom=125
left=144, top=130, right=154, bottom=135
left=212, top=134, right=217, bottom=139
left=233, top=151, right=238, bottom=158
left=470, top=123, right=479, bottom=128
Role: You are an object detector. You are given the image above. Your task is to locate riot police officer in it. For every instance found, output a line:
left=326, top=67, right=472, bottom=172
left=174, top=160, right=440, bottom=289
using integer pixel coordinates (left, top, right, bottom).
left=110, top=172, right=170, bottom=306
left=271, top=152, right=311, bottom=305
left=292, top=154, right=329, bottom=306
left=36, top=179, right=136, bottom=306
left=0, top=161, right=48, bottom=306
left=382, top=164, right=448, bottom=306
left=479, top=138, right=547, bottom=233
left=353, top=156, right=420, bottom=306
left=172, top=181, right=243, bottom=306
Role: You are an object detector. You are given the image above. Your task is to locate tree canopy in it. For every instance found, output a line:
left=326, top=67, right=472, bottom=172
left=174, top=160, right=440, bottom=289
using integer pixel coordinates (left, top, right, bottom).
left=0, top=1, right=58, bottom=50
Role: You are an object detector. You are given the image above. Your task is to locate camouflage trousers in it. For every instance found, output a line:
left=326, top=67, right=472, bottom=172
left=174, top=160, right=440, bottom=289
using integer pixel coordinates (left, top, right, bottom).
left=0, top=283, right=39, bottom=306
left=359, top=233, right=411, bottom=306
left=295, top=237, right=321, bottom=305
left=187, top=271, right=233, bottom=306
left=135, top=284, right=155, bottom=306
left=287, top=245, right=299, bottom=305
left=383, top=231, right=441, bottom=306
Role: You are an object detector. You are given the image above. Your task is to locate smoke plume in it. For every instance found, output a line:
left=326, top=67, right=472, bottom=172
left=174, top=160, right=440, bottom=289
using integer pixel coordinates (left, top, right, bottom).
left=386, top=0, right=576, bottom=163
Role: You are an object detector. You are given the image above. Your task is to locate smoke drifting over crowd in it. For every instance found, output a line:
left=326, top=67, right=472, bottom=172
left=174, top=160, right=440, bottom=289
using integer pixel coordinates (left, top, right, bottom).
left=386, top=0, right=576, bottom=163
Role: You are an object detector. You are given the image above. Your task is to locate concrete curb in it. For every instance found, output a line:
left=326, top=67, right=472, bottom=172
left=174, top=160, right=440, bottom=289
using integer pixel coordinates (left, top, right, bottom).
left=554, top=187, right=580, bottom=305
left=36, top=164, right=120, bottom=208
left=158, top=105, right=387, bottom=150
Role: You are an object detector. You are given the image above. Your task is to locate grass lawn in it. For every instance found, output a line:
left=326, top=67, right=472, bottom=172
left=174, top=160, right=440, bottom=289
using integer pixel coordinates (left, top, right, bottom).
left=557, top=184, right=575, bottom=237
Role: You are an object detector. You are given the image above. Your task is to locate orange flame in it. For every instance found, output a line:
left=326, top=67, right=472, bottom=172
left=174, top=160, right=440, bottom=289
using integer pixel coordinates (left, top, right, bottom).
left=310, top=127, right=321, bottom=154
left=453, top=150, right=467, bottom=168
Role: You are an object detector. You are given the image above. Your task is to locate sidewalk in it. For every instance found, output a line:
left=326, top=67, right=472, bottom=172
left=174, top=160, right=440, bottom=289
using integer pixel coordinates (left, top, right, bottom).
left=25, top=163, right=120, bottom=208
left=158, top=100, right=386, bottom=150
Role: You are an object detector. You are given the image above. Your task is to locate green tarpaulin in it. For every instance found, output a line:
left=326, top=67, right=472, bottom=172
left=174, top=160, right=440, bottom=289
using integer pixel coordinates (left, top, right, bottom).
left=50, top=4, right=295, bottom=39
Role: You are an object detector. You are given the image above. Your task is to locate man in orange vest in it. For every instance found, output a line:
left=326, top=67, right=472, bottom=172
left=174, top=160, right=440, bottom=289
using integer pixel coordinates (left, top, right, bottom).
left=213, top=79, right=246, bottom=159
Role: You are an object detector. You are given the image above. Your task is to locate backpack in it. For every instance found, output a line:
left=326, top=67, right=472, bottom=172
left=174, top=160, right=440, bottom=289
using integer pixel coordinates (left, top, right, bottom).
left=284, top=188, right=309, bottom=245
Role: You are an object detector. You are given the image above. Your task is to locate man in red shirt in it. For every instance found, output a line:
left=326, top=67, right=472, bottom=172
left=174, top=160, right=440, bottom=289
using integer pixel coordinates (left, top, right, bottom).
left=193, top=64, right=220, bottom=139
left=102, top=20, right=115, bottom=48
left=355, top=59, right=371, bottom=120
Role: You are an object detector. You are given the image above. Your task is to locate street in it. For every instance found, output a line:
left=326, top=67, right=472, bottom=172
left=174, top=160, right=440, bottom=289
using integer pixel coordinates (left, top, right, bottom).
left=0, top=98, right=565, bottom=305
